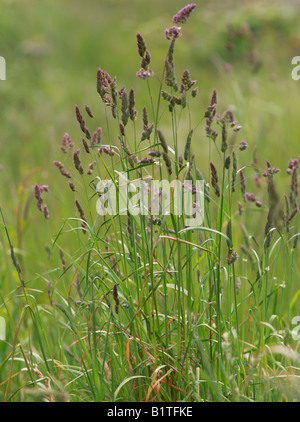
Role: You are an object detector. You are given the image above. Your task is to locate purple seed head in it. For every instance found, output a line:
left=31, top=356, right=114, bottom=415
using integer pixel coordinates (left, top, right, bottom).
left=184, top=128, right=194, bottom=161
left=238, top=201, right=243, bottom=216
left=54, top=161, right=71, bottom=178
left=161, top=90, right=173, bottom=102
left=73, top=149, right=84, bottom=175
left=288, top=207, right=299, bottom=223
left=60, top=168, right=72, bottom=179
left=113, top=284, right=119, bottom=314
left=92, top=127, right=102, bottom=146
left=167, top=35, right=176, bottom=63
left=96, top=68, right=102, bottom=95
left=110, top=76, right=118, bottom=105
left=287, top=158, right=299, bottom=174
left=61, top=133, right=74, bottom=153
left=141, top=123, right=154, bottom=141
left=231, top=152, right=238, bottom=193
left=157, top=129, right=168, bottom=154
left=164, top=58, right=178, bottom=91
left=97, top=68, right=112, bottom=105
left=98, top=146, right=115, bottom=156
left=232, top=151, right=238, bottom=170
left=75, top=199, right=86, bottom=221
left=84, top=105, right=94, bottom=118
left=191, top=86, right=198, bottom=98
left=165, top=26, right=182, bottom=40
left=119, top=122, right=126, bottom=137
left=221, top=122, right=228, bottom=152
left=141, top=49, right=151, bottom=70
left=87, top=161, right=96, bottom=175
left=33, top=183, right=42, bottom=200
left=233, top=124, right=243, bottom=132
left=180, top=69, right=196, bottom=93
left=53, top=160, right=64, bottom=169
left=136, top=68, right=153, bottom=80
left=128, top=88, right=138, bottom=121
left=121, top=88, right=129, bottom=126
left=118, top=135, right=131, bottom=156
left=136, top=32, right=147, bottom=58
left=137, top=157, right=155, bottom=165
left=128, top=155, right=136, bottom=168
left=227, top=250, right=239, bottom=265
left=148, top=150, right=161, bottom=158
left=245, top=192, right=256, bottom=202
left=162, top=152, right=172, bottom=175
left=210, top=89, right=217, bottom=107
left=254, top=174, right=261, bottom=188
left=222, top=109, right=236, bottom=126
left=75, top=105, right=92, bottom=139
left=43, top=205, right=50, bottom=220
left=239, top=140, right=248, bottom=151
left=82, top=138, right=90, bottom=154
left=205, top=125, right=218, bottom=141
left=69, top=182, right=76, bottom=192
left=239, top=170, right=246, bottom=201
left=142, top=106, right=149, bottom=130
left=59, top=248, right=66, bottom=271
left=33, top=184, right=49, bottom=214
left=84, top=127, right=91, bottom=140
left=291, top=167, right=298, bottom=202
left=262, top=161, right=280, bottom=177
left=172, top=3, right=197, bottom=24
left=210, top=162, right=218, bottom=182
left=75, top=105, right=85, bottom=130
left=75, top=200, right=87, bottom=233
left=210, top=161, right=220, bottom=197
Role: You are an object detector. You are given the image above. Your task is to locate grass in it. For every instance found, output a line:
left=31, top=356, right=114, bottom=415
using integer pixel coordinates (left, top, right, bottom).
left=0, top=0, right=299, bottom=402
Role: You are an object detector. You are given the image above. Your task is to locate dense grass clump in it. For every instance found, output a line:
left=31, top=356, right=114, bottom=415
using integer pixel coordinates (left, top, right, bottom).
left=0, top=3, right=299, bottom=402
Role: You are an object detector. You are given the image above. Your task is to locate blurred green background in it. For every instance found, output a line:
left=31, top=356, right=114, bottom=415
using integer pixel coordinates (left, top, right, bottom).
left=0, top=0, right=300, bottom=280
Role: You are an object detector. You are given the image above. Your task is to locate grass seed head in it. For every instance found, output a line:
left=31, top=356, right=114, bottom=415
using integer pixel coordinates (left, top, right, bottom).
left=184, top=128, right=194, bottom=161
left=165, top=26, right=182, bottom=40
left=136, top=32, right=147, bottom=58
left=84, top=105, right=94, bottom=118
left=73, top=149, right=84, bottom=175
left=68, top=182, right=76, bottom=192
left=239, top=170, right=246, bottom=201
left=61, top=133, right=74, bottom=153
left=157, top=129, right=168, bottom=154
left=92, top=127, right=102, bottom=146
left=172, top=4, right=197, bottom=24
left=129, top=88, right=138, bottom=121
left=82, top=138, right=90, bottom=154
left=210, top=161, right=220, bottom=197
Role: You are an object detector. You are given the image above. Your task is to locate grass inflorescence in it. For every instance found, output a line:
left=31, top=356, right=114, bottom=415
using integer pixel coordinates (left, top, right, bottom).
left=0, top=3, right=299, bottom=403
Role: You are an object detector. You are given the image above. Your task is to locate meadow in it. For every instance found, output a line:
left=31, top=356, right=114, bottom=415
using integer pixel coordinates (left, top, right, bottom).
left=0, top=0, right=299, bottom=402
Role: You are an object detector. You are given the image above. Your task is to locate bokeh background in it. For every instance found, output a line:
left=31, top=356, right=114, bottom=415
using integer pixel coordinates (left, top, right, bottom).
left=0, top=0, right=300, bottom=279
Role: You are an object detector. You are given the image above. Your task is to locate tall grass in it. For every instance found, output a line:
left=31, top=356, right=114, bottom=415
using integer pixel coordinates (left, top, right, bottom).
left=0, top=3, right=299, bottom=402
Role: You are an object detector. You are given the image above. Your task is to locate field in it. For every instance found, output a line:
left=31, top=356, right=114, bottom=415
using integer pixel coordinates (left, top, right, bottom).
left=0, top=0, right=299, bottom=402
